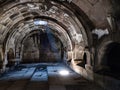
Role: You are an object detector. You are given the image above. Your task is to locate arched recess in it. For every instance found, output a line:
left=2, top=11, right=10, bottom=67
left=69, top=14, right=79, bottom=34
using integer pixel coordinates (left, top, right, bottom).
left=6, top=48, right=15, bottom=67
left=95, top=33, right=120, bottom=79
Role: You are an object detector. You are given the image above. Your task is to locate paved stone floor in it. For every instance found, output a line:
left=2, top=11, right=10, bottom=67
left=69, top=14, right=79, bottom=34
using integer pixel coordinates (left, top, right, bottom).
left=0, top=63, right=104, bottom=90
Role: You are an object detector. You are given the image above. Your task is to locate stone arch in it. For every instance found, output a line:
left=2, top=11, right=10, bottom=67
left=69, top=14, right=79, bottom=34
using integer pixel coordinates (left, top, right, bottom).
left=0, top=0, right=94, bottom=78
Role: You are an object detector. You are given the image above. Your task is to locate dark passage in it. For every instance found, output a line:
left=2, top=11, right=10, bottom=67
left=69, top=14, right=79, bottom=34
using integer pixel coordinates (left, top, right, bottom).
left=107, top=43, right=120, bottom=77
left=97, top=42, right=120, bottom=79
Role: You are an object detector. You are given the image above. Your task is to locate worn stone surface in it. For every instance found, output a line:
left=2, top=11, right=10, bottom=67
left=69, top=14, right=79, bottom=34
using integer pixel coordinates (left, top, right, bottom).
left=0, top=63, right=103, bottom=90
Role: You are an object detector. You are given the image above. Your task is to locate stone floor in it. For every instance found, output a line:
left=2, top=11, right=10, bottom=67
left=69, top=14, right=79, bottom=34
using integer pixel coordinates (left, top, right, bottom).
left=0, top=63, right=104, bottom=90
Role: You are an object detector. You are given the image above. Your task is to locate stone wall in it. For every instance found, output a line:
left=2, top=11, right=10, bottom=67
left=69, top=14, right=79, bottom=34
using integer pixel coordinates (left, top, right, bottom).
left=22, top=33, right=62, bottom=63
